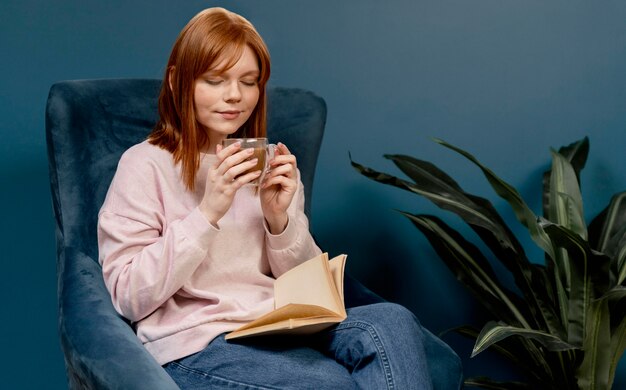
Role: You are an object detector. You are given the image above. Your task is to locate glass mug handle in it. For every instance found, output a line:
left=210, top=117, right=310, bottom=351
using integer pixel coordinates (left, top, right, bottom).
left=262, top=143, right=276, bottom=176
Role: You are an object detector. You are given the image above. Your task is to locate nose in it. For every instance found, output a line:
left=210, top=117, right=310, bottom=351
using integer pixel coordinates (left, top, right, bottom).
left=224, top=80, right=242, bottom=102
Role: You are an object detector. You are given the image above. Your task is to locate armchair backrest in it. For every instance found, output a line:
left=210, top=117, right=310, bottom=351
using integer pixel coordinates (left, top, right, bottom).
left=46, top=79, right=326, bottom=260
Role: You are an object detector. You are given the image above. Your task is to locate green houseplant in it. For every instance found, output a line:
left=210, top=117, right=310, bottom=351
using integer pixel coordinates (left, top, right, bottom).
left=351, top=137, right=626, bottom=389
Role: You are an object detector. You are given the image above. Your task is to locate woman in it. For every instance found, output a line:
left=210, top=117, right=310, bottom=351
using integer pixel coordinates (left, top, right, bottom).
left=98, top=7, right=432, bottom=389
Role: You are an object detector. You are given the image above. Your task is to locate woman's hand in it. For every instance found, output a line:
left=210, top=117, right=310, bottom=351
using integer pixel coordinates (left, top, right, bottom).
left=199, top=142, right=262, bottom=227
left=260, top=142, right=297, bottom=234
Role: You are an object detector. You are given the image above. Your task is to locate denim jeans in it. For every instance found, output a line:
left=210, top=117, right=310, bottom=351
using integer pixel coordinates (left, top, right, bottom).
left=163, top=303, right=433, bottom=389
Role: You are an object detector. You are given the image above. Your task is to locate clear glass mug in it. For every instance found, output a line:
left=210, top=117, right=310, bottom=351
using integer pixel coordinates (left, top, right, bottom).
left=221, top=138, right=276, bottom=187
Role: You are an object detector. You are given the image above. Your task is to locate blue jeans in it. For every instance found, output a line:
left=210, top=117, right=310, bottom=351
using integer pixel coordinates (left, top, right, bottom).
left=163, top=303, right=433, bottom=389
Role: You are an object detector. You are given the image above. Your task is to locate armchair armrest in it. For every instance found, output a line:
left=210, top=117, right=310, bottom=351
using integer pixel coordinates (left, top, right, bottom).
left=58, top=247, right=179, bottom=389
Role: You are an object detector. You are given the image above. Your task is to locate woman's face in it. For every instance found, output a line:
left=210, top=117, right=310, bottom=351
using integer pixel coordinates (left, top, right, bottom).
left=193, top=45, right=260, bottom=144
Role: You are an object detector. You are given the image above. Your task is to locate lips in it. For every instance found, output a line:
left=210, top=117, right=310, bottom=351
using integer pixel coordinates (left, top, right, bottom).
left=218, top=110, right=242, bottom=120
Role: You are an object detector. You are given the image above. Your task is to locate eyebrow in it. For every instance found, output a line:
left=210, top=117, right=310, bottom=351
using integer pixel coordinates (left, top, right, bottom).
left=238, top=70, right=260, bottom=77
left=202, top=69, right=260, bottom=78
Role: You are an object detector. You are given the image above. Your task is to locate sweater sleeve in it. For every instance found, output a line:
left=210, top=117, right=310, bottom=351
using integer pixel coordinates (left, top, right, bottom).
left=97, top=152, right=217, bottom=322
left=264, top=171, right=322, bottom=277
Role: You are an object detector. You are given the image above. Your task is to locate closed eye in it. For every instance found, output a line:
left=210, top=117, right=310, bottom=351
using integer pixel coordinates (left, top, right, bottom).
left=240, top=79, right=258, bottom=87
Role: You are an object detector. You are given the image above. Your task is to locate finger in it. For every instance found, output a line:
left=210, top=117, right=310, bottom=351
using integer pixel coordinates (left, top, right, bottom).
left=269, top=153, right=296, bottom=169
left=277, top=142, right=291, bottom=155
left=271, top=142, right=290, bottom=158
left=264, top=164, right=294, bottom=180
left=225, top=157, right=261, bottom=182
left=216, top=141, right=242, bottom=161
left=261, top=174, right=296, bottom=190
left=219, top=148, right=255, bottom=175
left=213, top=142, right=241, bottom=171
left=263, top=162, right=297, bottom=181
left=232, top=169, right=262, bottom=187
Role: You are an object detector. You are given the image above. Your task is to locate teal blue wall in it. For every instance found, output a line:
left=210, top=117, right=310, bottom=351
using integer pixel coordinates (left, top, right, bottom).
left=2, top=0, right=624, bottom=388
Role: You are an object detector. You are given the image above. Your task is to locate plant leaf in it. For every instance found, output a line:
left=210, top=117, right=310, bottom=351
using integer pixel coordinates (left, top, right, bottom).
left=606, top=287, right=626, bottom=386
left=385, top=154, right=464, bottom=192
left=467, top=199, right=565, bottom=336
left=542, top=138, right=589, bottom=219
left=546, top=150, right=588, bottom=337
left=464, top=376, right=532, bottom=390
left=472, top=321, right=578, bottom=358
left=590, top=192, right=626, bottom=256
left=609, top=315, right=626, bottom=387
left=528, top=264, right=568, bottom=339
left=432, top=138, right=556, bottom=260
left=401, top=213, right=531, bottom=327
left=450, top=325, right=567, bottom=386
left=617, top=243, right=626, bottom=286
left=540, top=220, right=614, bottom=347
left=576, top=298, right=611, bottom=390
left=441, top=324, right=480, bottom=340
left=588, top=192, right=626, bottom=285
left=548, top=150, right=587, bottom=239
left=556, top=136, right=589, bottom=184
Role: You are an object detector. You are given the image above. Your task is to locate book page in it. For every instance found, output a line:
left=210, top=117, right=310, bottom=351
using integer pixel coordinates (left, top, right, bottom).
left=225, top=305, right=344, bottom=340
left=328, top=255, right=347, bottom=305
left=274, top=253, right=343, bottom=314
left=230, top=303, right=339, bottom=332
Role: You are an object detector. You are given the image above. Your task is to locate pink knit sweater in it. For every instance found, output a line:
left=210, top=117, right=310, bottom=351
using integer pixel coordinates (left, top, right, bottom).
left=97, top=141, right=321, bottom=365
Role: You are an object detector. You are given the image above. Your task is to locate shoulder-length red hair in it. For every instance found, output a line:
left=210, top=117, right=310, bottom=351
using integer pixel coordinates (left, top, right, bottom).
left=149, top=7, right=271, bottom=190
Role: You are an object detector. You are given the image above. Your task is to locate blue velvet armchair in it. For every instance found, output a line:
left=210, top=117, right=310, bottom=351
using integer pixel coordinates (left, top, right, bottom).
left=46, top=79, right=462, bottom=389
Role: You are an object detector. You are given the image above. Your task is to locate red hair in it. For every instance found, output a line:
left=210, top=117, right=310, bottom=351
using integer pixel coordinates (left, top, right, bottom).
left=149, top=7, right=271, bottom=190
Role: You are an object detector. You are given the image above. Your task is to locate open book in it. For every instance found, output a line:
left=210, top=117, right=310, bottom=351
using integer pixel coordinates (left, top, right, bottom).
left=225, top=253, right=347, bottom=340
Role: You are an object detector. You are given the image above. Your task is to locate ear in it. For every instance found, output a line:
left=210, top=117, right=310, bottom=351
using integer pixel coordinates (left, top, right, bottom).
left=167, top=66, right=175, bottom=92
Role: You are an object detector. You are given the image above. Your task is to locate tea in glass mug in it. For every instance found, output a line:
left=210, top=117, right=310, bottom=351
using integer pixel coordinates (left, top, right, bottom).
left=222, top=138, right=276, bottom=186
